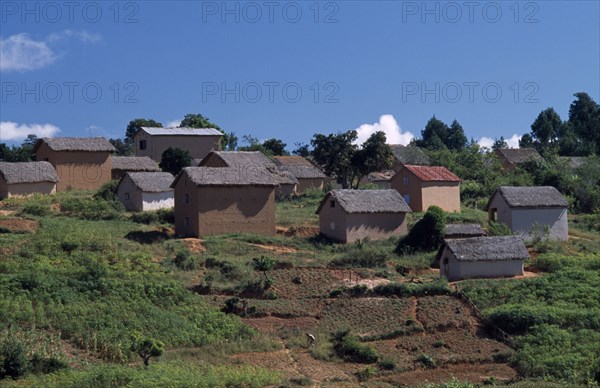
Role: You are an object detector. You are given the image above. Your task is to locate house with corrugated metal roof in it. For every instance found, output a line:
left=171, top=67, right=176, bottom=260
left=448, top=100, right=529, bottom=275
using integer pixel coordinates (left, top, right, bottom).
left=316, top=189, right=412, bottom=243
left=133, top=127, right=222, bottom=162
left=0, top=162, right=59, bottom=199
left=390, top=165, right=461, bottom=212
left=486, top=186, right=568, bottom=241
left=116, top=172, right=175, bottom=212
left=32, top=137, right=115, bottom=192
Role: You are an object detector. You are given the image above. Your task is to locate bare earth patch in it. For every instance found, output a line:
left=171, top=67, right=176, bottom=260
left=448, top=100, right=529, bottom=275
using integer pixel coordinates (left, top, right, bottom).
left=180, top=238, right=205, bottom=253
left=250, top=243, right=298, bottom=254
left=0, top=217, right=38, bottom=233
left=381, top=363, right=517, bottom=386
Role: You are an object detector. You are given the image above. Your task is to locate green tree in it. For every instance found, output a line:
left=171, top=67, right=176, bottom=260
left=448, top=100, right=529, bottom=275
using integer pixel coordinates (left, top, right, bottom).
left=251, top=256, right=276, bottom=281
left=125, top=118, right=163, bottom=143
left=396, top=206, right=446, bottom=253
left=418, top=116, right=449, bottom=151
left=446, top=120, right=467, bottom=151
left=262, top=138, right=289, bottom=156
left=292, top=142, right=310, bottom=157
left=529, top=108, right=562, bottom=156
left=568, top=92, right=600, bottom=155
left=131, top=336, right=164, bottom=367
left=159, top=147, right=192, bottom=175
left=557, top=121, right=582, bottom=156
left=0, top=337, right=29, bottom=379
left=351, top=131, right=393, bottom=188
left=109, top=138, right=133, bottom=156
left=519, top=133, right=535, bottom=149
left=492, top=137, right=508, bottom=151
left=311, top=131, right=358, bottom=188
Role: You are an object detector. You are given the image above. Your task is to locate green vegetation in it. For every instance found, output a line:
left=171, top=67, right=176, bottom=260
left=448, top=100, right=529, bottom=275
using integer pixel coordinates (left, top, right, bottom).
left=330, top=330, right=379, bottom=363
left=397, top=206, right=446, bottom=253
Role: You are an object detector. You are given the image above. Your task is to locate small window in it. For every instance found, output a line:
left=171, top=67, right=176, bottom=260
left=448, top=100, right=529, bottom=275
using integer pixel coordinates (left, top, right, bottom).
left=403, top=194, right=410, bottom=204
left=139, top=140, right=147, bottom=150
left=403, top=176, right=409, bottom=186
left=330, top=200, right=335, bottom=208
left=185, top=217, right=190, bottom=226
left=184, top=193, right=189, bottom=204
left=125, top=193, right=130, bottom=200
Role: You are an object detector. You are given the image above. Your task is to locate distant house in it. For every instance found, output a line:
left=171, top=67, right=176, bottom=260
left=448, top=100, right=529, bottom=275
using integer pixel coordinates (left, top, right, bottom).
left=133, top=127, right=222, bottom=162
left=495, top=148, right=543, bottom=170
left=486, top=186, right=568, bottom=241
left=116, top=172, right=175, bottom=212
left=32, top=137, right=115, bottom=192
left=273, top=170, right=298, bottom=200
left=364, top=170, right=395, bottom=189
left=171, top=166, right=277, bottom=237
left=111, top=156, right=159, bottom=180
left=316, top=189, right=412, bottom=243
left=445, top=224, right=486, bottom=239
left=0, top=162, right=59, bottom=199
left=390, top=165, right=461, bottom=212
left=438, top=236, right=528, bottom=281
left=200, top=150, right=275, bottom=169
left=390, top=144, right=430, bottom=171
left=557, top=156, right=586, bottom=169
left=272, top=156, right=327, bottom=193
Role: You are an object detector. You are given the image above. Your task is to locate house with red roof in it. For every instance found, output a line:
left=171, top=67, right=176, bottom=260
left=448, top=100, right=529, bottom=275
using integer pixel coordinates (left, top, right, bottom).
left=390, top=165, right=461, bottom=212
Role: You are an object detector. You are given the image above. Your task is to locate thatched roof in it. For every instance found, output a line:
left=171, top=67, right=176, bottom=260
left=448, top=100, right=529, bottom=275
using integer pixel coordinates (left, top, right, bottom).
left=443, top=236, right=529, bottom=262
left=124, top=172, right=175, bottom=192
left=273, top=156, right=326, bottom=179
left=111, top=156, right=159, bottom=172
left=445, top=224, right=486, bottom=238
left=173, top=167, right=277, bottom=187
left=33, top=137, right=115, bottom=152
left=495, top=148, right=542, bottom=165
left=273, top=170, right=298, bottom=185
left=367, top=170, right=395, bottom=182
left=558, top=156, right=586, bottom=169
left=402, top=165, right=461, bottom=182
left=202, top=151, right=276, bottom=169
left=316, top=189, right=412, bottom=214
left=487, top=186, right=568, bottom=209
left=390, top=144, right=430, bottom=165
left=0, top=162, right=58, bottom=184
left=140, top=127, right=223, bottom=136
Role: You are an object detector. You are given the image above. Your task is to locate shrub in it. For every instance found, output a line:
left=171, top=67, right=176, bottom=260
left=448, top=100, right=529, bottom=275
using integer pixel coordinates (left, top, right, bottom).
left=397, top=206, right=446, bottom=253
left=378, top=357, right=396, bottom=371
left=93, top=180, right=119, bottom=203
left=330, top=246, right=391, bottom=268
left=29, top=355, right=68, bottom=375
left=486, top=221, right=513, bottom=236
left=20, top=203, right=51, bottom=217
left=173, top=250, right=200, bottom=271
left=130, top=212, right=159, bottom=225
left=373, top=280, right=451, bottom=297
left=330, top=330, right=378, bottom=364
left=0, top=337, right=29, bottom=379
left=130, top=336, right=164, bottom=367
left=355, top=366, right=377, bottom=381
left=416, top=353, right=436, bottom=369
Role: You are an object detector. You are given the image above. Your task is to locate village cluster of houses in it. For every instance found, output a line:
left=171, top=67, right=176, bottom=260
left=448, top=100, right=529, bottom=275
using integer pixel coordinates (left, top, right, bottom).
left=0, top=128, right=570, bottom=282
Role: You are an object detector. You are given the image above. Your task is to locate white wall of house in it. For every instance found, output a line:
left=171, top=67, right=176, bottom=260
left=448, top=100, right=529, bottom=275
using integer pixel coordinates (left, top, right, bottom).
left=141, top=191, right=174, bottom=211
left=509, top=207, right=568, bottom=241
left=0, top=181, right=56, bottom=199
left=440, top=250, right=524, bottom=281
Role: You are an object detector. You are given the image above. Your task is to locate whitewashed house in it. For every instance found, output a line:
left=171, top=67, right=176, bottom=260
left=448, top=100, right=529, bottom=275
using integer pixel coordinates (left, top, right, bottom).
left=486, top=186, right=569, bottom=241
left=439, top=236, right=528, bottom=281
left=117, top=172, right=175, bottom=212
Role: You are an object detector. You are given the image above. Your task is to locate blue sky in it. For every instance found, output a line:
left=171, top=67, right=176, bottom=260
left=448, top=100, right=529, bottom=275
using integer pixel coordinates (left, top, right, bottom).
left=1, top=1, right=599, bottom=150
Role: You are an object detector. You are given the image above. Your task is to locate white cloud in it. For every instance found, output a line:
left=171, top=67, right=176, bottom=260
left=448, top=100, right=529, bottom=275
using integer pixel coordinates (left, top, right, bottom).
left=1, top=30, right=101, bottom=72
left=0, top=121, right=60, bottom=141
left=478, top=134, right=522, bottom=150
left=166, top=119, right=181, bottom=128
left=352, top=114, right=414, bottom=146
left=0, top=33, right=57, bottom=71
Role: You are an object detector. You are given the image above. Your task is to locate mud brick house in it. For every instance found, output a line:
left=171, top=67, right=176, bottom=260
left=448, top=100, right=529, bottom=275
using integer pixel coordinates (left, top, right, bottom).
left=133, top=127, right=222, bottom=162
left=32, top=137, right=114, bottom=192
left=494, top=148, right=543, bottom=170
left=111, top=156, right=159, bottom=180
left=171, top=166, right=277, bottom=237
left=438, top=236, right=528, bottom=281
left=316, top=189, right=411, bottom=243
left=390, top=165, right=461, bottom=212
left=117, top=172, right=175, bottom=212
left=272, top=156, right=327, bottom=193
left=486, top=186, right=569, bottom=241
left=444, top=224, right=486, bottom=239
left=0, top=161, right=59, bottom=199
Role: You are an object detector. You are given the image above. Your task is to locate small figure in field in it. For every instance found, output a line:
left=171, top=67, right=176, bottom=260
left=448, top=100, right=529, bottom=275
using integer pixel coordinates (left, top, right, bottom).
left=306, top=333, right=315, bottom=348
left=241, top=299, right=249, bottom=317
